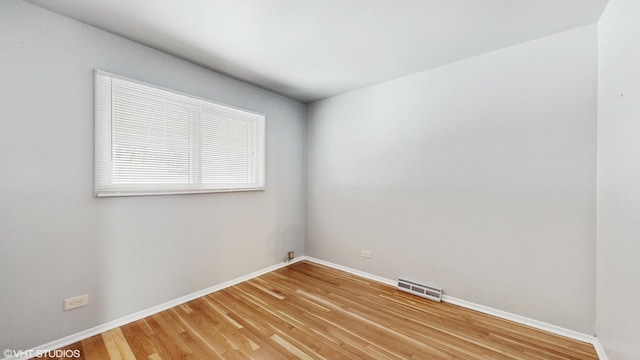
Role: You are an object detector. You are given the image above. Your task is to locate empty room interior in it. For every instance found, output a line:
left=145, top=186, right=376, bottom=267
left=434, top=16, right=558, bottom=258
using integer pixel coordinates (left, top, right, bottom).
left=1, top=0, right=639, bottom=359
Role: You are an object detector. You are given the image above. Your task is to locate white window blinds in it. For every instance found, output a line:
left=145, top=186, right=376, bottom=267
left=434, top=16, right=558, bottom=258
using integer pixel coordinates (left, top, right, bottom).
left=95, top=70, right=265, bottom=197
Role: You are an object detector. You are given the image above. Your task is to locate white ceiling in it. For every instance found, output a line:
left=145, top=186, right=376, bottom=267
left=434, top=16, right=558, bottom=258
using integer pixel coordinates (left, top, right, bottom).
left=25, top=0, right=608, bottom=103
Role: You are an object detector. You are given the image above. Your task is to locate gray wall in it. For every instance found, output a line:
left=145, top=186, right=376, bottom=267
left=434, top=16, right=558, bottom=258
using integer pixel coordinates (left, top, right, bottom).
left=597, top=0, right=640, bottom=358
left=0, top=0, right=306, bottom=351
left=307, top=25, right=597, bottom=333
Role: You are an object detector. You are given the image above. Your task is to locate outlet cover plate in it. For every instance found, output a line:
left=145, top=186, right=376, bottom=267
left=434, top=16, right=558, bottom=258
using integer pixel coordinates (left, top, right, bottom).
left=64, top=294, right=88, bottom=311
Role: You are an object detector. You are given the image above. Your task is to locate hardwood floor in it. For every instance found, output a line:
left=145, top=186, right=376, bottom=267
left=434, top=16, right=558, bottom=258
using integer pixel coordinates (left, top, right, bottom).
left=39, top=261, right=598, bottom=359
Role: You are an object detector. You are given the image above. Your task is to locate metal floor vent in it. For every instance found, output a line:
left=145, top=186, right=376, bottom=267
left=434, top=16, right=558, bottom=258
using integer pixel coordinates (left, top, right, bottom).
left=397, top=278, right=443, bottom=302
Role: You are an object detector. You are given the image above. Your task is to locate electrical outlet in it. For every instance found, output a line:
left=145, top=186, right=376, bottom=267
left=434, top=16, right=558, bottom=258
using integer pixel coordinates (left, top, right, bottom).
left=288, top=251, right=295, bottom=260
left=361, top=250, right=372, bottom=259
left=64, top=294, right=88, bottom=311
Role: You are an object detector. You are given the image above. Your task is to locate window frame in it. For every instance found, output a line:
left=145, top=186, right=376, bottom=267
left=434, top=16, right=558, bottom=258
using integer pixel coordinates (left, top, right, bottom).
left=94, top=70, right=266, bottom=197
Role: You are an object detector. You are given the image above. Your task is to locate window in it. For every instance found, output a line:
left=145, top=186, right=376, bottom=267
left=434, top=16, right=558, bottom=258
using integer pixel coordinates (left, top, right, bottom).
left=94, top=70, right=265, bottom=197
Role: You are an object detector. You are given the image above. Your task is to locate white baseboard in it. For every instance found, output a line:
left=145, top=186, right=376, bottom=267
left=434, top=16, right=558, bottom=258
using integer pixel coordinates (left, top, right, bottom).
left=301, top=256, right=397, bottom=287
left=8, top=255, right=608, bottom=360
left=441, top=295, right=596, bottom=343
left=301, top=256, right=609, bottom=360
left=5, top=257, right=304, bottom=360
left=592, top=338, right=610, bottom=360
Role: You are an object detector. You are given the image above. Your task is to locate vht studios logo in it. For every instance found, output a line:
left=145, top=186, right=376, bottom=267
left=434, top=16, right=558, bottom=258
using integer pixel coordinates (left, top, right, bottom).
left=3, top=349, right=81, bottom=358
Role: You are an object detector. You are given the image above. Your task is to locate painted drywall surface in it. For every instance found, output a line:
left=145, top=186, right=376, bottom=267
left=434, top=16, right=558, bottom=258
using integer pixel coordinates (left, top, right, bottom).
left=307, top=25, right=597, bottom=333
left=0, top=0, right=305, bottom=351
left=597, top=0, right=640, bottom=358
